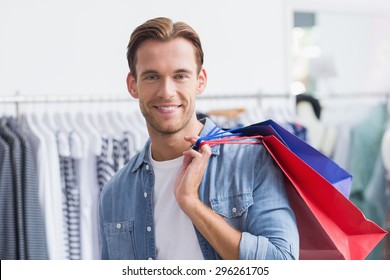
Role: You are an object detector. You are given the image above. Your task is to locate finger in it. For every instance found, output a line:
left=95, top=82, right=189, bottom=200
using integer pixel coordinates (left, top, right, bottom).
left=184, top=135, right=198, bottom=141
left=182, top=152, right=193, bottom=169
left=183, top=143, right=211, bottom=158
left=198, top=144, right=211, bottom=168
left=199, top=143, right=211, bottom=155
left=183, top=148, right=203, bottom=159
left=182, top=144, right=211, bottom=172
left=184, top=135, right=200, bottom=145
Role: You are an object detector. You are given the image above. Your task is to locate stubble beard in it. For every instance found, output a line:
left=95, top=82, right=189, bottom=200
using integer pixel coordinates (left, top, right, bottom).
left=140, top=103, right=195, bottom=136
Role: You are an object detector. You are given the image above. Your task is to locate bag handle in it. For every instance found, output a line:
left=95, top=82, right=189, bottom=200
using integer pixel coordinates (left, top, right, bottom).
left=194, top=124, right=264, bottom=150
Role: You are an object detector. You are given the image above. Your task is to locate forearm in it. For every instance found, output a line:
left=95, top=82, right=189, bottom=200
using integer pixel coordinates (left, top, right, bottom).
left=174, top=139, right=241, bottom=259
left=183, top=199, right=241, bottom=260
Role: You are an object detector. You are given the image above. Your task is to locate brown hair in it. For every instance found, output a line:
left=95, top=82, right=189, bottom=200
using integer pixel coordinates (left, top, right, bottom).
left=127, top=17, right=204, bottom=79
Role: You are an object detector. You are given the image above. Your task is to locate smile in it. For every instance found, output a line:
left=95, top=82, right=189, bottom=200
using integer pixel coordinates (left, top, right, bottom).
left=157, top=105, right=179, bottom=110
left=154, top=105, right=181, bottom=113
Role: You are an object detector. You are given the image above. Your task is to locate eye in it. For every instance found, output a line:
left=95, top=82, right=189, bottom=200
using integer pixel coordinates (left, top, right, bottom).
left=145, top=74, right=158, bottom=81
left=175, top=74, right=188, bottom=80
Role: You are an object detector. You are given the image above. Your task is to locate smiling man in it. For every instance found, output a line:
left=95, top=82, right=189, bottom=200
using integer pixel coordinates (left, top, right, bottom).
left=99, top=17, right=299, bottom=260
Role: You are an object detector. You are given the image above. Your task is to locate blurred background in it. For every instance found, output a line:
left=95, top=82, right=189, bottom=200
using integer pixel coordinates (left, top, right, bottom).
left=0, top=0, right=389, bottom=260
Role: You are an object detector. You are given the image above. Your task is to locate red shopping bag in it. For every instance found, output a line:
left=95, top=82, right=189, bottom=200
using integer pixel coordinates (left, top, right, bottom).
left=262, top=134, right=387, bottom=259
left=196, top=120, right=387, bottom=259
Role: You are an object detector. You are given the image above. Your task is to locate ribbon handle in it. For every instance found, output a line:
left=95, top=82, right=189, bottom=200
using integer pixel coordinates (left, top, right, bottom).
left=193, top=125, right=264, bottom=150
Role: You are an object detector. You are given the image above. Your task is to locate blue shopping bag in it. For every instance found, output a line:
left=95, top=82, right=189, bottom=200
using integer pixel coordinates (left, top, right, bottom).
left=196, top=119, right=352, bottom=198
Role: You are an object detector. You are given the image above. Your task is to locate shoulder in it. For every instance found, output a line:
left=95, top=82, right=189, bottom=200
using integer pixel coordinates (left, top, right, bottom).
left=210, top=140, right=280, bottom=181
left=217, top=140, right=268, bottom=161
left=201, top=118, right=269, bottom=161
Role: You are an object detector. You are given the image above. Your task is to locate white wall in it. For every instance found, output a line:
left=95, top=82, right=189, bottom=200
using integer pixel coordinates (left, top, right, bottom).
left=1, top=0, right=390, bottom=98
left=0, top=0, right=287, bottom=97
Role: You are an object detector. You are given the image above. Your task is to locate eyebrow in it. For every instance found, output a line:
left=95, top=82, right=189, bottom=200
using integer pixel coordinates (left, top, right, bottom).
left=174, top=68, right=194, bottom=75
left=139, top=70, right=158, bottom=78
left=139, top=68, right=194, bottom=78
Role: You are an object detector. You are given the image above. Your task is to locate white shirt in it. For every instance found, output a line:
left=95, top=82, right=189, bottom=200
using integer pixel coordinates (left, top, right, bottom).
left=32, top=113, right=67, bottom=259
left=149, top=146, right=204, bottom=260
left=76, top=113, right=101, bottom=259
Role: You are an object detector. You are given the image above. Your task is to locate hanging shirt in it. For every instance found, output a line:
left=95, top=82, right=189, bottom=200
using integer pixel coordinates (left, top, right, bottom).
left=96, top=136, right=116, bottom=192
left=0, top=118, right=26, bottom=259
left=112, top=137, right=124, bottom=172
left=22, top=114, right=57, bottom=259
left=77, top=112, right=101, bottom=259
left=57, top=131, right=72, bottom=260
left=8, top=117, right=48, bottom=259
left=122, top=130, right=137, bottom=160
left=32, top=113, right=67, bottom=259
left=0, top=134, right=17, bottom=259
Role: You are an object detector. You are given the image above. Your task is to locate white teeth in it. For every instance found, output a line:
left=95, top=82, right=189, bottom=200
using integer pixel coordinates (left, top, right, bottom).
left=158, top=106, right=178, bottom=110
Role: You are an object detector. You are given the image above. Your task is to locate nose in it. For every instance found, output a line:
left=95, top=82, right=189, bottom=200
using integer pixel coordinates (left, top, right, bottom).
left=157, top=78, right=175, bottom=99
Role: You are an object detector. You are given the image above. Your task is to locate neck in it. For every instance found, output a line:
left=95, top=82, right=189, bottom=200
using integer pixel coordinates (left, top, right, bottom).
left=149, top=119, right=204, bottom=161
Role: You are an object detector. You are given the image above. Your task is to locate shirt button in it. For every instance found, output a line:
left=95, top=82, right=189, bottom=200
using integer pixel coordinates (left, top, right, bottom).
left=232, top=207, right=237, bottom=213
left=146, top=226, right=152, bottom=232
left=116, top=223, right=121, bottom=229
left=144, top=192, right=148, bottom=198
left=145, top=164, right=149, bottom=170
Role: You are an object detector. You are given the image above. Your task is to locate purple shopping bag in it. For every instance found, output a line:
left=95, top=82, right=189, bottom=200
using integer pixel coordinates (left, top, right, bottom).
left=198, top=119, right=352, bottom=198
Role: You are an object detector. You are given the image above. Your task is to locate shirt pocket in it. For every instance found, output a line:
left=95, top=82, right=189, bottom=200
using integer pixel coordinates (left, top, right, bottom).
left=210, top=192, right=253, bottom=229
left=104, top=220, right=137, bottom=260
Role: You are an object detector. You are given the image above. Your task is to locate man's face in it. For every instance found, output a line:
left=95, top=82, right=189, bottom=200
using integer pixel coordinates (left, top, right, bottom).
left=127, top=38, right=206, bottom=136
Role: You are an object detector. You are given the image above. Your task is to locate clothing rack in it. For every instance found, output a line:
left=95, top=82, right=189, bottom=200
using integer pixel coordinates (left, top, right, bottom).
left=2, top=91, right=389, bottom=104
left=0, top=92, right=291, bottom=103
left=0, top=92, right=292, bottom=116
left=320, top=92, right=390, bottom=118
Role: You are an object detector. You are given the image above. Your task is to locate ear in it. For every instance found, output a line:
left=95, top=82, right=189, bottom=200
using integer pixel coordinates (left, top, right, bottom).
left=196, top=68, right=207, bottom=95
left=126, top=72, right=139, bottom=98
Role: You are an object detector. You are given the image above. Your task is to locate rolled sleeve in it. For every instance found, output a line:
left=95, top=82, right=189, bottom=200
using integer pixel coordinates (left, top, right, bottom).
left=239, top=232, right=268, bottom=259
left=238, top=146, right=299, bottom=260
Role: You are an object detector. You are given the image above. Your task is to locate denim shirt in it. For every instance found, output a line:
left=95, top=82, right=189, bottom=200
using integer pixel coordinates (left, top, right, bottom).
left=99, top=118, right=299, bottom=260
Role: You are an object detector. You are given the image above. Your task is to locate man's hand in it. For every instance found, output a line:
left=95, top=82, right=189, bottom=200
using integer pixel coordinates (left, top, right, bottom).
left=174, top=136, right=241, bottom=259
left=174, top=136, right=211, bottom=214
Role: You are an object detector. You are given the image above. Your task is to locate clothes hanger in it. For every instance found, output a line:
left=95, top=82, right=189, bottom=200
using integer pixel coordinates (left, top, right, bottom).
left=52, top=102, right=73, bottom=134
left=23, top=101, right=68, bottom=260
left=90, top=108, right=116, bottom=165
left=41, top=105, right=71, bottom=157
left=76, top=111, right=101, bottom=156
left=65, top=110, right=86, bottom=160
left=40, top=99, right=60, bottom=133
left=126, top=111, right=148, bottom=152
left=107, top=110, right=126, bottom=137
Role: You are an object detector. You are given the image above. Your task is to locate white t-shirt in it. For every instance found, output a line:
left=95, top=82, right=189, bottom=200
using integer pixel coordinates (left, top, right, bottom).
left=149, top=146, right=204, bottom=260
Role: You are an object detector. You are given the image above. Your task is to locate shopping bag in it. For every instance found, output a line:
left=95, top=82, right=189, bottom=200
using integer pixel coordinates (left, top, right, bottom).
left=195, top=119, right=387, bottom=259
left=227, top=120, right=352, bottom=198
left=262, top=134, right=387, bottom=259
